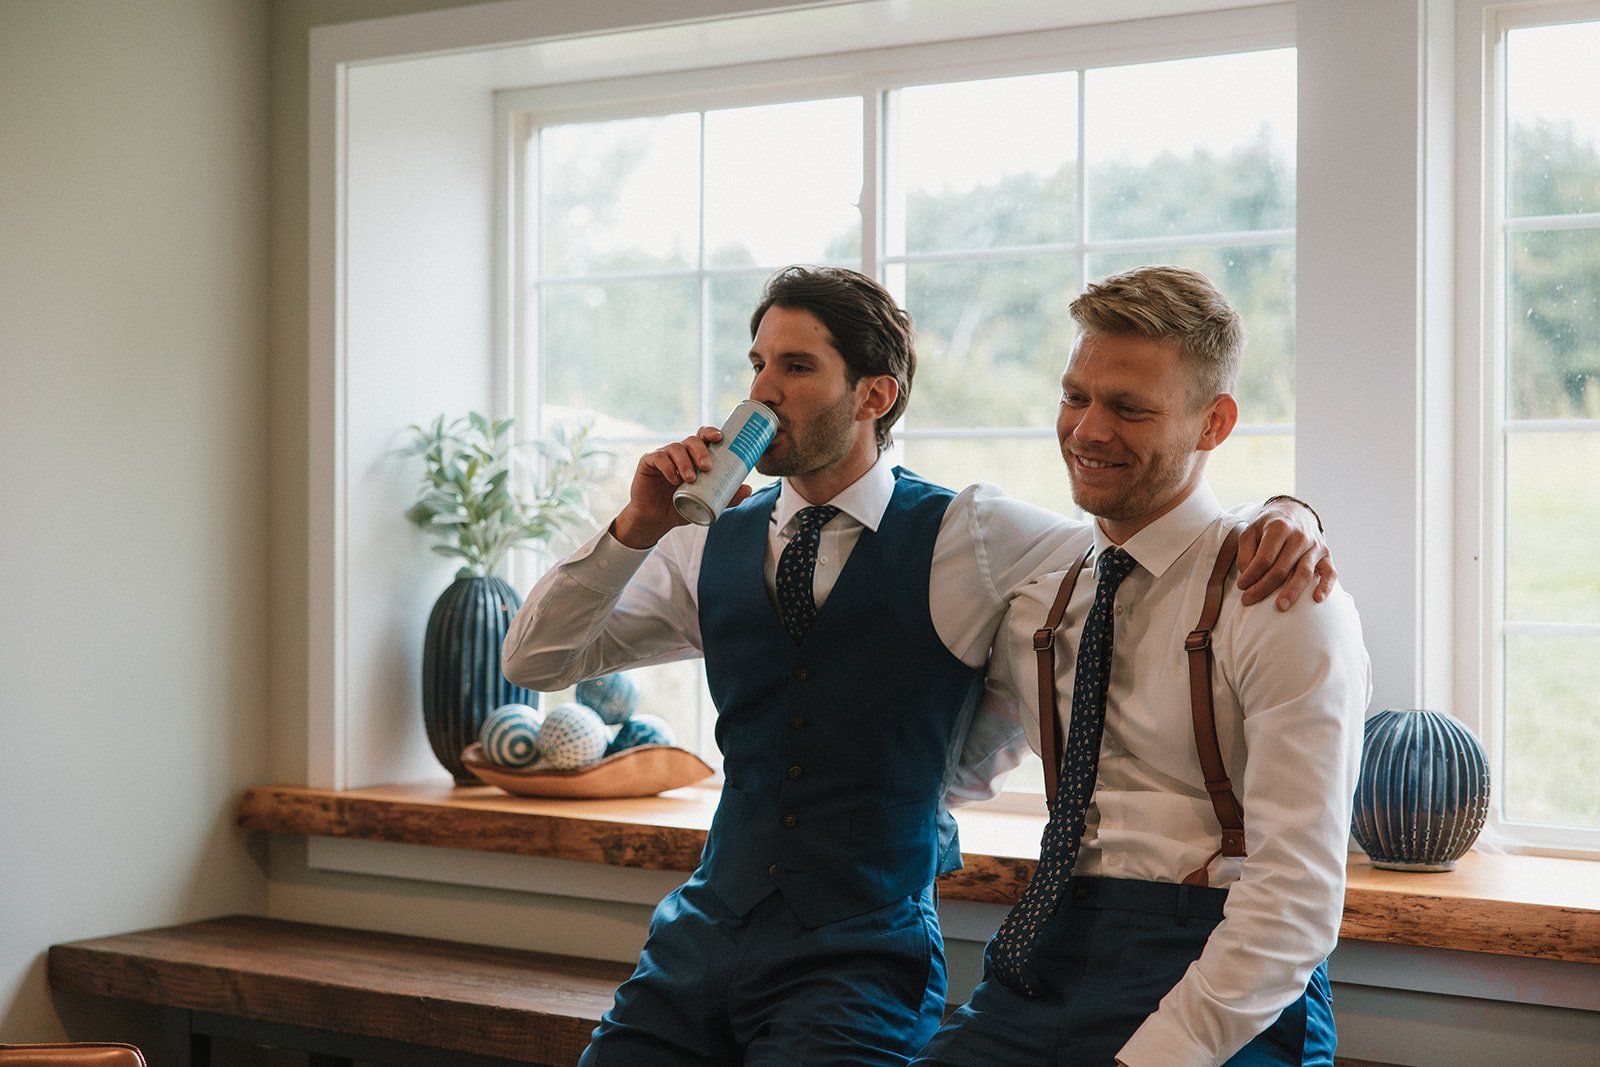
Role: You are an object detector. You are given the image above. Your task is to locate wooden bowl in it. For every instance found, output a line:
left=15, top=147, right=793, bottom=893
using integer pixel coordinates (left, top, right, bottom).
left=459, top=742, right=714, bottom=798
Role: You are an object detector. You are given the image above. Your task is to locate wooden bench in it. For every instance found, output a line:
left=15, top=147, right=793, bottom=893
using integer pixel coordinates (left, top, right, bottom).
left=50, top=914, right=1407, bottom=1067
left=47, top=915, right=632, bottom=1067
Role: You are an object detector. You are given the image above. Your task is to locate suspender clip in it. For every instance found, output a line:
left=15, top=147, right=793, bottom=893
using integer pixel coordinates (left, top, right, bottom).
left=1184, top=628, right=1211, bottom=653
left=1033, top=627, right=1055, bottom=652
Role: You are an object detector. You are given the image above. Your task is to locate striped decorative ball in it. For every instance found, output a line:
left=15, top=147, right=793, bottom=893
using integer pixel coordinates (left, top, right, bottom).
left=478, top=704, right=544, bottom=769
left=576, top=673, right=640, bottom=725
left=1351, top=709, right=1490, bottom=872
left=606, top=713, right=675, bottom=755
left=537, top=702, right=610, bottom=770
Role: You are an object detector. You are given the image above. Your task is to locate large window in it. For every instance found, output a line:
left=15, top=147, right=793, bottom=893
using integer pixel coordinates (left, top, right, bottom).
left=513, top=43, right=1296, bottom=772
left=309, top=0, right=1600, bottom=864
left=1495, top=13, right=1600, bottom=845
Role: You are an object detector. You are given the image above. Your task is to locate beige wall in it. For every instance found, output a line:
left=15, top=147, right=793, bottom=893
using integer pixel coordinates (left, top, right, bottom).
left=0, top=0, right=271, bottom=1044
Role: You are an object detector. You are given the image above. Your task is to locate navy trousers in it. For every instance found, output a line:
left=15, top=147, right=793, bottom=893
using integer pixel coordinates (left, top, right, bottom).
left=912, top=876, right=1336, bottom=1067
left=579, top=871, right=945, bottom=1067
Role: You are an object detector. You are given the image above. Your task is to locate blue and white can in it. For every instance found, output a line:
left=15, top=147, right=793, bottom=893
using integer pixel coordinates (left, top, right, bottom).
left=672, top=399, right=777, bottom=526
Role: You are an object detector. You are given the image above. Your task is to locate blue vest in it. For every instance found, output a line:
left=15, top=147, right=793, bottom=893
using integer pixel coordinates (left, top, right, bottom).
left=697, top=469, right=984, bottom=928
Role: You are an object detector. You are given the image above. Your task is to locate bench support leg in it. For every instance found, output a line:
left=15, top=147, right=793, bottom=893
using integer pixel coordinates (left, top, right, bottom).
left=162, top=1007, right=210, bottom=1067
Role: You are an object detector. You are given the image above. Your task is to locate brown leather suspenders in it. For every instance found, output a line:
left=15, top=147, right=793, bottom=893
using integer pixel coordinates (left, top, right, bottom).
left=1034, top=525, right=1248, bottom=885
left=1033, top=546, right=1093, bottom=804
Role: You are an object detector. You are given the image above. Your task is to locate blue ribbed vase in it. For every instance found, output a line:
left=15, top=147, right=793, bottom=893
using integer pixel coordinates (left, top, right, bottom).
left=1351, top=709, right=1490, bottom=871
left=422, top=575, right=537, bottom=785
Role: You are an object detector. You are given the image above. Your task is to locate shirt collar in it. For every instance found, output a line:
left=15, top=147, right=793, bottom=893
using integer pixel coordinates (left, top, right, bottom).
left=773, top=456, right=893, bottom=534
left=1092, top=481, right=1224, bottom=579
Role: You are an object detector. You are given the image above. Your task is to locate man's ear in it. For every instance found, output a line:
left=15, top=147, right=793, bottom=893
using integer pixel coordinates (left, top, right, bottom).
left=1195, top=393, right=1238, bottom=452
left=855, top=374, right=899, bottom=423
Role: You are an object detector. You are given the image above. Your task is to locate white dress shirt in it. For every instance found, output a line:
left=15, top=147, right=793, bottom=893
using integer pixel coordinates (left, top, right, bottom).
left=501, top=457, right=1080, bottom=804
left=988, top=481, right=1371, bottom=1067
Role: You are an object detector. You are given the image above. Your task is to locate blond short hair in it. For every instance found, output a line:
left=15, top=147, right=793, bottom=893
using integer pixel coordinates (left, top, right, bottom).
left=1069, top=265, right=1244, bottom=408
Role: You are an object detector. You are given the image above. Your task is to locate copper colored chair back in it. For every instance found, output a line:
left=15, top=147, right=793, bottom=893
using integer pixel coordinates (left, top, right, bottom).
left=0, top=1045, right=146, bottom=1067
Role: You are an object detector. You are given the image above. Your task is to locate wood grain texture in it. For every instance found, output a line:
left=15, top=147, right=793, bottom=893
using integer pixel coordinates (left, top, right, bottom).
left=47, top=915, right=633, bottom=1065
left=238, top=785, right=1600, bottom=964
left=1343, top=853, right=1600, bottom=965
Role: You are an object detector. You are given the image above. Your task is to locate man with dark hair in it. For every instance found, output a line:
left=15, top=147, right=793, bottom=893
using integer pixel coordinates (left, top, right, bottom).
left=914, top=266, right=1370, bottom=1067
left=503, top=265, right=1333, bottom=1067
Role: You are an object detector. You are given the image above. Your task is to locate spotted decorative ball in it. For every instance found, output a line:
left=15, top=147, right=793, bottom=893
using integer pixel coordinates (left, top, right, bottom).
left=576, top=673, right=639, bottom=725
left=478, top=703, right=544, bottom=769
left=606, top=713, right=676, bottom=755
left=537, top=702, right=610, bottom=769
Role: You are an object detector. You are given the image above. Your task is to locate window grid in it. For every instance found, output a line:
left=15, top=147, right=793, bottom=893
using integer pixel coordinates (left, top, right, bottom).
left=520, top=50, right=1297, bottom=794
left=1491, top=9, right=1600, bottom=848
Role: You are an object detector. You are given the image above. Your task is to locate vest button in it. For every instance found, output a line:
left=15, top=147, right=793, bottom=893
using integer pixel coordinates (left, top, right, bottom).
left=789, top=716, right=805, bottom=729
left=782, top=814, right=798, bottom=828
left=768, top=864, right=777, bottom=877
left=787, top=765, right=803, bottom=780
left=793, top=667, right=810, bottom=682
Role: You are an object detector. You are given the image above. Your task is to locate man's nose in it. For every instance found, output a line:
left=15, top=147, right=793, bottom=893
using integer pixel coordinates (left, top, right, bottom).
left=749, top=365, right=780, bottom=406
left=1070, top=403, right=1114, bottom=443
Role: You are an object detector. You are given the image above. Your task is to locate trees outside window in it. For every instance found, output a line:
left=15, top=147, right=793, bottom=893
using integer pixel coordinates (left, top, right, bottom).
left=518, top=48, right=1296, bottom=781
left=1497, top=18, right=1600, bottom=837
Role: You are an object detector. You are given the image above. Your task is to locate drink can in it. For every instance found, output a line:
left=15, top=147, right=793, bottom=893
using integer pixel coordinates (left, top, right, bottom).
left=672, top=400, right=778, bottom=526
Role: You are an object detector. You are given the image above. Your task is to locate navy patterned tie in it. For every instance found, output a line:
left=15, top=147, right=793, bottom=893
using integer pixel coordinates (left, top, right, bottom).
left=986, top=546, right=1139, bottom=995
left=776, top=505, right=839, bottom=643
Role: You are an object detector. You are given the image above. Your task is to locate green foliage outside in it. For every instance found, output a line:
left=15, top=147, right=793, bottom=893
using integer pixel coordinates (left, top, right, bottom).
left=533, top=113, right=1600, bottom=827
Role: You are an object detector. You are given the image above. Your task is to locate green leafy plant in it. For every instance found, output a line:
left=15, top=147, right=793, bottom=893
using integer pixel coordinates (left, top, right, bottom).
left=404, top=412, right=606, bottom=578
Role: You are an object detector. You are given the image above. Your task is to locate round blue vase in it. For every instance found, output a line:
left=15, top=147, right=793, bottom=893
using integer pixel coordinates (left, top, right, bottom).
left=422, top=574, right=538, bottom=785
left=1351, top=709, right=1490, bottom=871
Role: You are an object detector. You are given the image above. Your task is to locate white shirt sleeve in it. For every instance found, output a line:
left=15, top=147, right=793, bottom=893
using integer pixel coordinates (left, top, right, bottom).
left=931, top=485, right=1089, bottom=806
left=500, top=523, right=709, bottom=691
left=1117, top=586, right=1370, bottom=1066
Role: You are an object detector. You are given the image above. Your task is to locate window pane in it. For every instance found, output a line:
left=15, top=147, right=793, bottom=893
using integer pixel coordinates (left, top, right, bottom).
left=888, top=73, right=1078, bottom=255
left=1503, top=633, right=1600, bottom=829
left=898, top=436, right=1076, bottom=514
left=539, top=114, right=700, bottom=275
left=542, top=278, right=700, bottom=433
left=1201, top=432, right=1294, bottom=511
left=897, top=256, right=1079, bottom=429
left=704, top=98, right=862, bottom=268
left=1086, top=50, right=1295, bottom=240
left=1089, top=244, right=1295, bottom=425
left=1506, top=228, right=1600, bottom=419
left=709, top=272, right=770, bottom=419
left=1506, top=22, right=1600, bottom=218
left=1505, top=432, right=1600, bottom=624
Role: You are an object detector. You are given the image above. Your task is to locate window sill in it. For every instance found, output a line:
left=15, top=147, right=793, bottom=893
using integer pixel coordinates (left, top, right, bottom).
left=238, top=782, right=1600, bottom=967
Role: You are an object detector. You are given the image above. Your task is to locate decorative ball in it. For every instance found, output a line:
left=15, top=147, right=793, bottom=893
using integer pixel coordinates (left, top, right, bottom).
left=576, top=673, right=640, bottom=725
left=478, top=703, right=544, bottom=769
left=1351, top=708, right=1490, bottom=872
left=607, top=713, right=676, bottom=755
left=537, top=702, right=610, bottom=769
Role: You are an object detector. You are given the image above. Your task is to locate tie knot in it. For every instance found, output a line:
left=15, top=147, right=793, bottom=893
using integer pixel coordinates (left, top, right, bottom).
left=795, top=505, right=840, bottom=535
left=1096, top=547, right=1138, bottom=588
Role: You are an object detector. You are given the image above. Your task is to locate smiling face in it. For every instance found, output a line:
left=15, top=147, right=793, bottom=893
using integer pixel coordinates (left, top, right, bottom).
left=1057, top=332, right=1237, bottom=543
left=746, top=305, right=892, bottom=500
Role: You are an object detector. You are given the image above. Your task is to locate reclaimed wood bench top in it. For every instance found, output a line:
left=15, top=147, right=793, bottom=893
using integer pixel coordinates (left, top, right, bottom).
left=238, top=783, right=1600, bottom=966
left=47, top=915, right=632, bottom=1065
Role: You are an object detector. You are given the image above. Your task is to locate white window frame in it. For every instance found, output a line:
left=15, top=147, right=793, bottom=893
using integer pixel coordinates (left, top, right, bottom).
left=1459, top=0, right=1600, bottom=855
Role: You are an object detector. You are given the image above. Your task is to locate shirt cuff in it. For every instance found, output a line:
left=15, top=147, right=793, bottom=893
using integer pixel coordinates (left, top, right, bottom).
left=1117, top=1012, right=1215, bottom=1067
left=565, top=527, right=655, bottom=594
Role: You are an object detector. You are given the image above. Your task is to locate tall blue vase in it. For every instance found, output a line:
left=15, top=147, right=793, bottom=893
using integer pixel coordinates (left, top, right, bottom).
left=422, top=574, right=537, bottom=785
left=1350, top=708, right=1490, bottom=871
